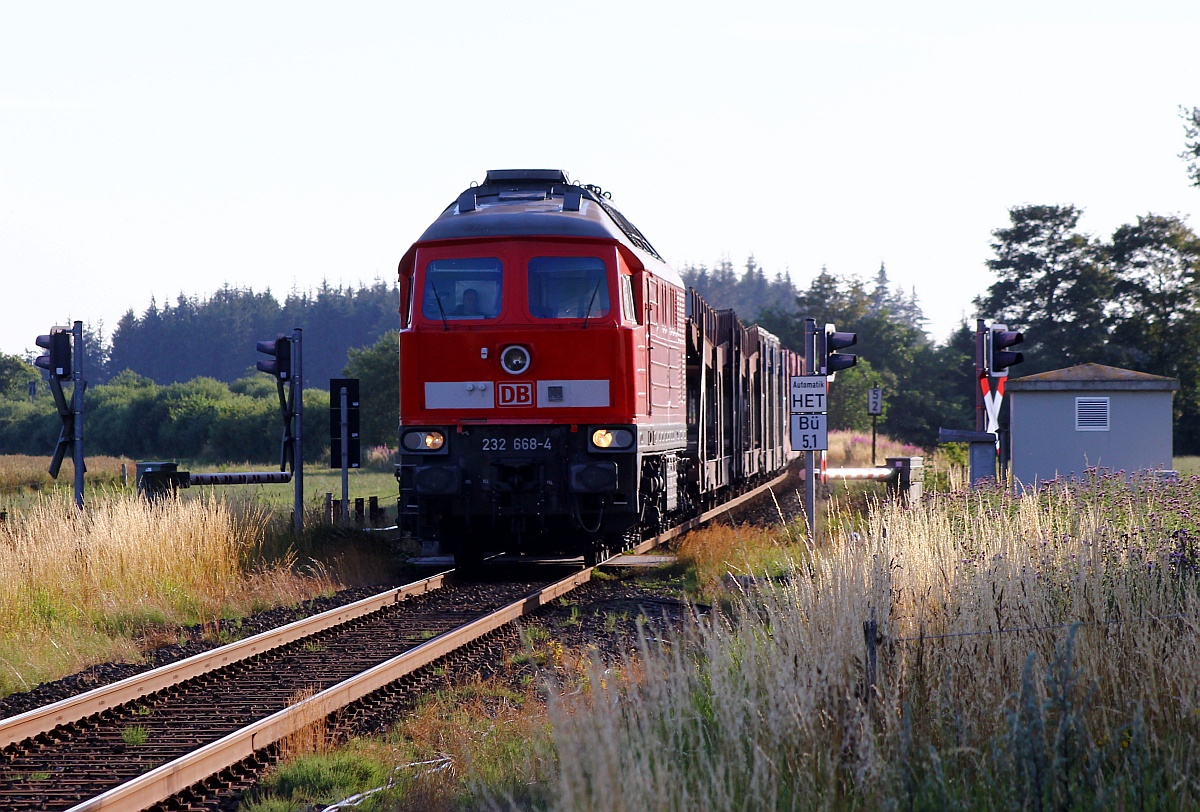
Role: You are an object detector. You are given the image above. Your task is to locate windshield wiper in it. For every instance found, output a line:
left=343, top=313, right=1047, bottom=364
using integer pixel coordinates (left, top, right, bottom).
left=430, top=286, right=450, bottom=332
left=582, top=279, right=603, bottom=330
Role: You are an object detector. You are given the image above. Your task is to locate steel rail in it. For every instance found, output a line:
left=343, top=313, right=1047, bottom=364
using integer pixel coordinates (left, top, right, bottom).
left=15, top=467, right=792, bottom=811
left=628, top=468, right=793, bottom=555
left=0, top=571, right=453, bottom=749
left=64, top=567, right=594, bottom=812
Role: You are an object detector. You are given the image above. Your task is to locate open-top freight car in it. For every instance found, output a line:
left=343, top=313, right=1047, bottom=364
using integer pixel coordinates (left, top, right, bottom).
left=395, top=170, right=797, bottom=566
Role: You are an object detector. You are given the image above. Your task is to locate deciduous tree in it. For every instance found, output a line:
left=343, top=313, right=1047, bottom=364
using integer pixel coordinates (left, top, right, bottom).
left=0, top=353, right=38, bottom=401
left=975, top=205, right=1112, bottom=372
left=1106, top=213, right=1200, bottom=452
left=344, top=330, right=400, bottom=450
left=1181, top=105, right=1200, bottom=188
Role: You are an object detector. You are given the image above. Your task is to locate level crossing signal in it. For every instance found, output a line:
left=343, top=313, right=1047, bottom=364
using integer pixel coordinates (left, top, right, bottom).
left=34, top=329, right=72, bottom=380
left=256, top=336, right=292, bottom=380
left=820, top=323, right=858, bottom=376
left=986, top=324, right=1025, bottom=377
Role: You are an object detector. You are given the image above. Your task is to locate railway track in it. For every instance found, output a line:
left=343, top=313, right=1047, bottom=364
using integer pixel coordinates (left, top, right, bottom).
left=0, top=469, right=791, bottom=811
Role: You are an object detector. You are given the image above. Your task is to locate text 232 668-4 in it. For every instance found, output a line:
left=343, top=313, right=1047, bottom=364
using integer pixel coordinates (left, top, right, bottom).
left=481, top=437, right=553, bottom=452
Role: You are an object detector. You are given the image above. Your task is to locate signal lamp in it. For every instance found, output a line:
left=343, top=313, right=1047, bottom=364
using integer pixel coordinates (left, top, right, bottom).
left=34, top=330, right=72, bottom=380
left=986, top=324, right=1025, bottom=377
left=401, top=430, right=445, bottom=452
left=820, top=323, right=857, bottom=376
left=256, top=336, right=292, bottom=379
left=591, top=427, right=634, bottom=450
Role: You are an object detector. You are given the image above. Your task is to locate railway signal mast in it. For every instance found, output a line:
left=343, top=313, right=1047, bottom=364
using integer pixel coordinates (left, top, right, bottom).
left=977, top=319, right=1025, bottom=481
left=795, top=319, right=858, bottom=541
left=257, top=329, right=304, bottom=535
left=34, top=322, right=85, bottom=509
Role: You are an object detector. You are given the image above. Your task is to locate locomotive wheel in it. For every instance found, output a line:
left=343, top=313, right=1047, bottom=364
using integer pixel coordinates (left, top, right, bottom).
left=443, top=515, right=484, bottom=571
left=583, top=538, right=610, bottom=567
left=454, top=544, right=484, bottom=572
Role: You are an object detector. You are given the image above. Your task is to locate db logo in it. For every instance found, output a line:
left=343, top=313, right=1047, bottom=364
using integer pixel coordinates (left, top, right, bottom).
left=497, top=382, right=534, bottom=407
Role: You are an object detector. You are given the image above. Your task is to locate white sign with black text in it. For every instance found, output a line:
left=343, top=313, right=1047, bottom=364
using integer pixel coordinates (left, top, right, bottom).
left=790, top=413, right=828, bottom=451
left=790, top=376, right=827, bottom=413
left=868, top=387, right=884, bottom=416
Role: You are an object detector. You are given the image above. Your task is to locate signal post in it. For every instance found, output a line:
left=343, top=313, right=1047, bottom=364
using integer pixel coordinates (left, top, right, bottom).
left=793, top=318, right=857, bottom=541
left=257, top=329, right=304, bottom=535
left=34, top=321, right=85, bottom=509
left=974, top=319, right=1025, bottom=483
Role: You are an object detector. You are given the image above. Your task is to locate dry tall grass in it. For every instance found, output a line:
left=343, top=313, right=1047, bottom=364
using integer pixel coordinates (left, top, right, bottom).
left=279, top=687, right=331, bottom=760
left=0, top=494, right=333, bottom=697
left=676, top=522, right=807, bottom=595
left=548, top=473, right=1200, bottom=809
left=0, top=454, right=134, bottom=496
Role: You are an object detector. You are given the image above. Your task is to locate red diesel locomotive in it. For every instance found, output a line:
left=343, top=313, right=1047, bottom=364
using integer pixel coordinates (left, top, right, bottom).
left=395, top=170, right=797, bottom=566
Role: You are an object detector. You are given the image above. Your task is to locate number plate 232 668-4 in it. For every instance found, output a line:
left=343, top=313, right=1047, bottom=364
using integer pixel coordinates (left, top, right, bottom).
left=481, top=437, right=553, bottom=452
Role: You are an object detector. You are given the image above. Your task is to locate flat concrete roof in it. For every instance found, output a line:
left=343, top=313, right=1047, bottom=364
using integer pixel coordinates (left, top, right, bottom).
left=1007, top=363, right=1179, bottom=392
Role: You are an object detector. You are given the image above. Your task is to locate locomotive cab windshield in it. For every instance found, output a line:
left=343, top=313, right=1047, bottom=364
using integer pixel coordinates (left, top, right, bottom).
left=415, top=252, right=619, bottom=325
left=422, top=258, right=502, bottom=320
left=528, top=256, right=610, bottom=320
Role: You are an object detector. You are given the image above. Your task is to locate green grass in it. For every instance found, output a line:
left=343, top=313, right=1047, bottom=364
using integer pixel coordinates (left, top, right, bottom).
left=241, top=683, right=553, bottom=812
left=1174, top=455, right=1200, bottom=477
left=177, top=465, right=398, bottom=516
left=0, top=454, right=399, bottom=523
left=242, top=749, right=393, bottom=812
left=121, top=725, right=149, bottom=746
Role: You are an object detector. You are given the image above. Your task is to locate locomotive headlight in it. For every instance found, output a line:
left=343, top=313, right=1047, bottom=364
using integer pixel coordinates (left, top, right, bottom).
left=401, top=430, right=445, bottom=452
left=500, top=345, right=531, bottom=375
left=590, top=427, right=634, bottom=451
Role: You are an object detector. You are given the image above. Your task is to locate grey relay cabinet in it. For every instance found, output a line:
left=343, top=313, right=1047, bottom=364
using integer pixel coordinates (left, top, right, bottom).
left=1006, top=363, right=1178, bottom=491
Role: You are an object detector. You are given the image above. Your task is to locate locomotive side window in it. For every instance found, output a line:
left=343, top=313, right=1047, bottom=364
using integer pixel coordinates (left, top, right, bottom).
left=422, top=258, right=502, bottom=320
left=400, top=276, right=413, bottom=327
left=620, top=275, right=639, bottom=324
left=528, top=257, right=610, bottom=319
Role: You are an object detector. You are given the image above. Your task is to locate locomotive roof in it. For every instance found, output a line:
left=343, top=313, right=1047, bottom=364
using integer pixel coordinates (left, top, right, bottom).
left=415, top=169, right=668, bottom=267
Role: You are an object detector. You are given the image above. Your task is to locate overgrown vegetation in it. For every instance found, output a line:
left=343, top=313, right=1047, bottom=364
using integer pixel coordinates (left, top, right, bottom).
left=243, top=674, right=557, bottom=811
left=0, top=371, right=366, bottom=462
left=244, top=467, right=1200, bottom=810
left=0, top=493, right=337, bottom=697
left=1, top=429, right=1195, bottom=810
left=0, top=369, right=403, bottom=465
left=548, top=474, right=1200, bottom=810
left=0, top=454, right=134, bottom=496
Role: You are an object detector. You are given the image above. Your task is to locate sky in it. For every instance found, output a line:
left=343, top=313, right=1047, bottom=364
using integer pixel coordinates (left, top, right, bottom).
left=3, top=1, right=1199, bottom=361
